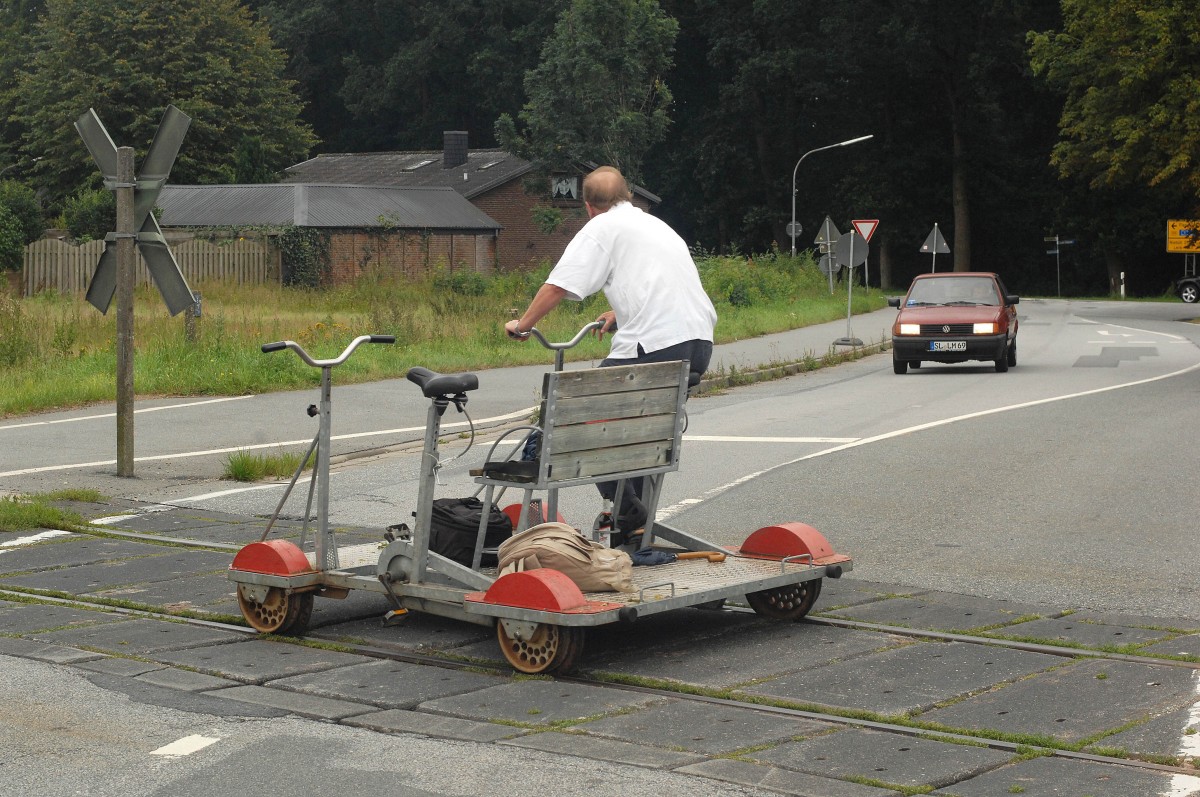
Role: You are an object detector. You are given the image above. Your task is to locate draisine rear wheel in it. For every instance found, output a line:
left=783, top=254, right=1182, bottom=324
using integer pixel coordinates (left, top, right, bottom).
left=746, top=579, right=822, bottom=621
left=237, top=585, right=314, bottom=635
left=496, top=621, right=584, bottom=674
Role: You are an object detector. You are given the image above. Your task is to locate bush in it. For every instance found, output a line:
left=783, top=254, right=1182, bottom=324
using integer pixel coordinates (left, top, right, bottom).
left=62, top=188, right=114, bottom=241
left=0, top=181, right=45, bottom=243
left=432, top=267, right=488, bottom=296
left=278, top=226, right=330, bottom=288
left=696, top=254, right=805, bottom=307
left=0, top=206, right=23, bottom=272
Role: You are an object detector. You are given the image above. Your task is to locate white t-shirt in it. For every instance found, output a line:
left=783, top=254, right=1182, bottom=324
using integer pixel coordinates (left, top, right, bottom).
left=546, top=202, right=717, bottom=359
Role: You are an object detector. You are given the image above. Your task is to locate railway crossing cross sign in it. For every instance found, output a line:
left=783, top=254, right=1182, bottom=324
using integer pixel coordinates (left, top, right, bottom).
left=75, top=105, right=194, bottom=316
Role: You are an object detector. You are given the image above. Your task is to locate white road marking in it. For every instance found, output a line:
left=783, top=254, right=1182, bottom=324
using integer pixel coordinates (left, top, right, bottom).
left=150, top=734, right=220, bottom=757
left=685, top=435, right=858, bottom=443
left=1167, top=672, right=1200, bottom=795
left=0, top=396, right=255, bottom=431
left=0, top=530, right=73, bottom=550
left=0, top=407, right=535, bottom=478
left=659, top=361, right=1200, bottom=515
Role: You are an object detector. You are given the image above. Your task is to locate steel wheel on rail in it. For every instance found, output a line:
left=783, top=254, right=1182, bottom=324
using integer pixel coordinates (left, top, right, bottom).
left=496, top=621, right=585, bottom=674
left=237, top=585, right=314, bottom=635
left=746, top=579, right=822, bottom=621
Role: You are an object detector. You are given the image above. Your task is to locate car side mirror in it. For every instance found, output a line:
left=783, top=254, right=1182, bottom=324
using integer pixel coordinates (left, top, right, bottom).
left=1006, top=295, right=1019, bottom=305
left=887, top=296, right=901, bottom=308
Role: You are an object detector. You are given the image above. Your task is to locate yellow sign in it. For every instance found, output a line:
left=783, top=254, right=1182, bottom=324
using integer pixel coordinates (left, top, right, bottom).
left=1167, top=219, right=1200, bottom=253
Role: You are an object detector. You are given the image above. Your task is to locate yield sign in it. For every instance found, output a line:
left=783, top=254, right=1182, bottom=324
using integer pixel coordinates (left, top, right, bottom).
left=851, top=219, right=879, bottom=242
left=75, top=105, right=194, bottom=316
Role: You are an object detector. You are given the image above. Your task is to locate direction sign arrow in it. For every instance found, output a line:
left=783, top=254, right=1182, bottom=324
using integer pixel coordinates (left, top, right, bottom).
left=851, top=219, right=878, bottom=242
left=77, top=106, right=194, bottom=316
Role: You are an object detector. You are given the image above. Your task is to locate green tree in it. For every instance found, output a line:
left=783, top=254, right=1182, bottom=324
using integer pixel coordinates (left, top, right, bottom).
left=1029, top=0, right=1198, bottom=293
left=0, top=1, right=45, bottom=168
left=0, top=206, right=23, bottom=271
left=496, top=0, right=678, bottom=182
left=0, top=181, right=44, bottom=243
left=255, top=0, right=562, bottom=152
left=61, top=188, right=114, bottom=242
left=16, top=0, right=316, bottom=206
left=1029, top=0, right=1200, bottom=201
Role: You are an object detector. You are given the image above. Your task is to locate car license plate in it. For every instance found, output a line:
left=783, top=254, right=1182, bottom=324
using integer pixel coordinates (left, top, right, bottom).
left=929, top=340, right=967, bottom=352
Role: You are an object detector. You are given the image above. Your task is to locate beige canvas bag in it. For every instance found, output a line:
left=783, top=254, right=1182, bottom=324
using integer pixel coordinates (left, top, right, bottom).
left=497, top=522, right=634, bottom=593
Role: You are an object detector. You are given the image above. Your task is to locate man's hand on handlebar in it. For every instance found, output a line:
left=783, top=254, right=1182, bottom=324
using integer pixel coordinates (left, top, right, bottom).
left=505, top=319, right=531, bottom=341
left=593, top=311, right=617, bottom=341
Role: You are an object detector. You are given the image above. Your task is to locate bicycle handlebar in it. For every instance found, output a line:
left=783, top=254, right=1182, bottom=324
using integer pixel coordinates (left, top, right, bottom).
left=525, top=321, right=604, bottom=351
left=260, top=334, right=395, bottom=367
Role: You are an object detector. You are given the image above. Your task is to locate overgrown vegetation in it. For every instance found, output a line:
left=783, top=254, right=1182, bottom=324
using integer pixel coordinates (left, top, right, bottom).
left=0, top=250, right=887, bottom=417
left=0, top=489, right=102, bottom=531
left=224, top=448, right=316, bottom=481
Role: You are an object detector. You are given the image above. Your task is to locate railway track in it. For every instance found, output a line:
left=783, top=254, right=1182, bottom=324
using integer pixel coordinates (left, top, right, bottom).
left=4, top=584, right=1197, bottom=780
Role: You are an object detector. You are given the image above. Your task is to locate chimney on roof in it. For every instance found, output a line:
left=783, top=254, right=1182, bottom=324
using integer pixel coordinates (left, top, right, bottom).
left=443, top=130, right=468, bottom=170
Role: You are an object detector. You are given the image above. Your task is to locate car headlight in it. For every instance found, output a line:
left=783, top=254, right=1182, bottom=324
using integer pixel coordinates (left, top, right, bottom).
left=973, top=323, right=996, bottom=334
left=898, top=323, right=920, bottom=335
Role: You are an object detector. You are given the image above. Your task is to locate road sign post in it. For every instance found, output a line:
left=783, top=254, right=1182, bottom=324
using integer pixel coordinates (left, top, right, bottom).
left=1043, top=234, right=1074, bottom=297
left=116, top=148, right=135, bottom=476
left=76, top=106, right=193, bottom=477
left=920, top=223, right=950, bottom=272
left=814, top=216, right=841, bottom=294
left=851, top=219, right=878, bottom=287
left=833, top=230, right=868, bottom=347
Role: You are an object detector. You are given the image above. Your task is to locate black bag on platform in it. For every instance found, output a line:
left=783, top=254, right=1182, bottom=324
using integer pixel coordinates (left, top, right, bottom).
left=428, top=497, right=513, bottom=567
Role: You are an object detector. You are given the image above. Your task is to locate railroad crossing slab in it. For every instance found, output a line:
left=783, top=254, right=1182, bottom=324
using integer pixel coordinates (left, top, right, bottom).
left=740, top=640, right=1062, bottom=715
left=148, top=637, right=374, bottom=683
left=418, top=679, right=656, bottom=726
left=33, top=616, right=246, bottom=654
left=501, top=729, right=707, bottom=769
left=997, top=614, right=1176, bottom=647
left=0, top=600, right=125, bottom=633
left=751, top=727, right=1013, bottom=790
left=271, top=658, right=507, bottom=709
left=574, top=697, right=833, bottom=755
left=0, top=548, right=231, bottom=594
left=201, top=683, right=377, bottom=720
left=1091, top=703, right=1200, bottom=758
left=0, top=535, right=172, bottom=573
left=823, top=591, right=1051, bottom=633
left=580, top=614, right=905, bottom=689
left=346, top=709, right=530, bottom=743
left=919, top=658, right=1200, bottom=743
left=1143, top=633, right=1200, bottom=658
left=928, top=754, right=1200, bottom=796
left=676, top=758, right=904, bottom=796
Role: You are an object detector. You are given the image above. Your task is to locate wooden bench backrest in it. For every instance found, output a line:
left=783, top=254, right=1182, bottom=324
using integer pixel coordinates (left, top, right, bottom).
left=538, top=360, right=689, bottom=486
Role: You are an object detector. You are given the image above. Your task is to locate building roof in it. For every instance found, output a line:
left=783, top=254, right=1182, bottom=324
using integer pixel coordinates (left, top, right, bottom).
left=284, top=137, right=661, bottom=205
left=156, top=184, right=501, bottom=231
left=284, top=149, right=530, bottom=200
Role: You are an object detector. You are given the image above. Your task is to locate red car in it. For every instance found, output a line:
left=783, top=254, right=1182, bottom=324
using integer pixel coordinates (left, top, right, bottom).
left=887, top=272, right=1019, bottom=374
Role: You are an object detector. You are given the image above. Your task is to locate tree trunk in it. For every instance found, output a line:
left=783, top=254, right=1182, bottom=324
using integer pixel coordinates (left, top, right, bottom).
left=951, top=119, right=972, bottom=271
left=878, top=231, right=893, bottom=290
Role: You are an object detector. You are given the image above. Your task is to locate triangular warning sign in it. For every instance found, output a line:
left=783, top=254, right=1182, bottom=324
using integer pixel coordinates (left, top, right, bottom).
left=851, top=219, right=878, bottom=242
left=920, top=224, right=950, bottom=254
left=814, top=215, right=840, bottom=245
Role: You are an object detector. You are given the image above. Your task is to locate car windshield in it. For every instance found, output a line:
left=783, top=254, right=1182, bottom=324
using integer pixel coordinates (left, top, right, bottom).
left=906, top=277, right=998, bottom=306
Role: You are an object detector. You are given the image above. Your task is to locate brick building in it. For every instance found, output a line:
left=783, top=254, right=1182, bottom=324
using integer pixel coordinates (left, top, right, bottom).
left=284, top=131, right=660, bottom=273
left=156, top=183, right=500, bottom=285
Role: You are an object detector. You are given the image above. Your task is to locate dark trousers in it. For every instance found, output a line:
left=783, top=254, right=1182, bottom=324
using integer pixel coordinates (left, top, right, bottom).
left=598, top=339, right=712, bottom=531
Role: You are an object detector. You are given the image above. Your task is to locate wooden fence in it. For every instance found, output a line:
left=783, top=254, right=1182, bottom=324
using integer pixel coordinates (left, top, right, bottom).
left=22, top=237, right=280, bottom=297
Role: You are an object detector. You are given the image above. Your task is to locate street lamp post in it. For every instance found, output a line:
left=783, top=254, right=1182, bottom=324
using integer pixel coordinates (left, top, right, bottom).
left=790, top=135, right=873, bottom=256
left=0, top=156, right=43, bottom=179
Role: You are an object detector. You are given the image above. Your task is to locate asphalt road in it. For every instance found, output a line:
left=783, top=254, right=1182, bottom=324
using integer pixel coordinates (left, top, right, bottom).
left=3, top=300, right=1199, bottom=619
